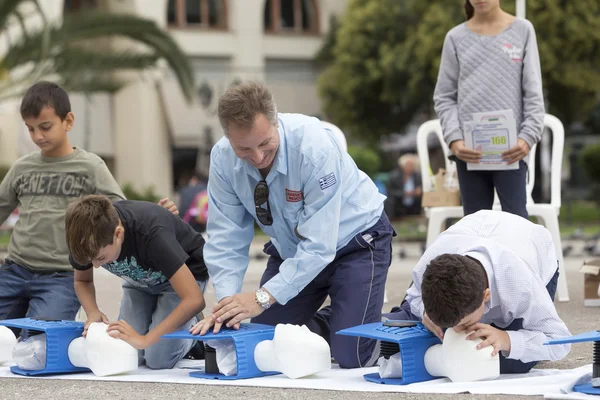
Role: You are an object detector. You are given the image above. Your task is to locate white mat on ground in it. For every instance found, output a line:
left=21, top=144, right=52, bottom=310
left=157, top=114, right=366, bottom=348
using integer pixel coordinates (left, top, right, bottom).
left=0, top=361, right=593, bottom=397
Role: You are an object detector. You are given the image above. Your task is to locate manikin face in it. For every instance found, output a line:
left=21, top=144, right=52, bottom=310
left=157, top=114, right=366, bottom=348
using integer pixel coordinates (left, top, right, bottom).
left=91, top=226, right=124, bottom=268
left=227, top=113, right=280, bottom=171
left=24, top=106, right=74, bottom=157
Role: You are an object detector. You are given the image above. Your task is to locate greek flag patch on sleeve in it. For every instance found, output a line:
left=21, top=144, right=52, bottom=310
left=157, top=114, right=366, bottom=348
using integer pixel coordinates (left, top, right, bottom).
left=319, top=172, right=337, bottom=190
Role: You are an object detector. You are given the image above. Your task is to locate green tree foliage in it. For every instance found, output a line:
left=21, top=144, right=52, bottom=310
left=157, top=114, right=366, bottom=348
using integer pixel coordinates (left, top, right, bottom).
left=581, top=143, right=600, bottom=204
left=318, top=0, right=600, bottom=143
left=348, top=145, right=381, bottom=177
left=121, top=183, right=161, bottom=203
left=0, top=0, right=195, bottom=101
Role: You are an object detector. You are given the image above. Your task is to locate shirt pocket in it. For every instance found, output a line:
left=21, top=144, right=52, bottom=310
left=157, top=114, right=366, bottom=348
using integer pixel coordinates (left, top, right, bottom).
left=281, top=201, right=304, bottom=225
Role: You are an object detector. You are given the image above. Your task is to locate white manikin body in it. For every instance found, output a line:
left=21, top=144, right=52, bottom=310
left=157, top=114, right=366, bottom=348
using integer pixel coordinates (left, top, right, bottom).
left=254, top=324, right=331, bottom=379
left=424, top=328, right=500, bottom=382
left=0, top=326, right=17, bottom=364
left=68, top=322, right=138, bottom=376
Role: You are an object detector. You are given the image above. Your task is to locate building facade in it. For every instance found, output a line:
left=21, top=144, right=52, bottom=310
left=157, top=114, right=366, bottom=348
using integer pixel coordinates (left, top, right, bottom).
left=0, top=0, right=347, bottom=196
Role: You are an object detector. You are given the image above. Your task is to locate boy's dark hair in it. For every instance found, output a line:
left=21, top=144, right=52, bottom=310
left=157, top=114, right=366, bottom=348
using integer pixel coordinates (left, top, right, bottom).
left=20, top=81, right=71, bottom=120
left=65, top=195, right=119, bottom=265
left=421, top=254, right=487, bottom=328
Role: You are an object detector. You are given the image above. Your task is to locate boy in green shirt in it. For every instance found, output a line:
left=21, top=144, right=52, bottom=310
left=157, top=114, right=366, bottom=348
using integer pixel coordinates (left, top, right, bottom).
left=0, top=81, right=174, bottom=324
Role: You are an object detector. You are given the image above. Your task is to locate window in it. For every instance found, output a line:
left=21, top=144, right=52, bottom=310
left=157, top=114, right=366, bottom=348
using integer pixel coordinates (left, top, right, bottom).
left=264, top=0, right=319, bottom=34
left=167, top=0, right=228, bottom=29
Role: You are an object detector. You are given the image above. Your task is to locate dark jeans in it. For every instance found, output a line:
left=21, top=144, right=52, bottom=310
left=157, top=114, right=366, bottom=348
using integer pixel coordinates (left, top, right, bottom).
left=455, top=159, right=528, bottom=218
left=252, top=212, right=395, bottom=368
left=0, top=260, right=81, bottom=334
left=384, top=268, right=560, bottom=374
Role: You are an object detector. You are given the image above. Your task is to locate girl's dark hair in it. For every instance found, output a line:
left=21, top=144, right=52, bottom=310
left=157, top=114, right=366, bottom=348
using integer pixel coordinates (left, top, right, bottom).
left=464, top=0, right=474, bottom=20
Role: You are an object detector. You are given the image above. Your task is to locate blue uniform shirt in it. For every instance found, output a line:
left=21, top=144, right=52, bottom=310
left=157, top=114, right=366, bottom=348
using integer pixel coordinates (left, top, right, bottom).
left=204, top=113, right=386, bottom=305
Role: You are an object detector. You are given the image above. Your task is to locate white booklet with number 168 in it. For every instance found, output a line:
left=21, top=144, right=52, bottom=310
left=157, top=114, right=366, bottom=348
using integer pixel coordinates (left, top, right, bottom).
left=463, top=109, right=518, bottom=171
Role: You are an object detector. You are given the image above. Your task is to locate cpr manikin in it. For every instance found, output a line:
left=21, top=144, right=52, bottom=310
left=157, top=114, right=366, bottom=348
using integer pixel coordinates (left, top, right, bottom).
left=424, top=327, right=500, bottom=382
left=254, top=324, right=331, bottom=379
left=0, top=326, right=17, bottom=364
left=68, top=322, right=138, bottom=376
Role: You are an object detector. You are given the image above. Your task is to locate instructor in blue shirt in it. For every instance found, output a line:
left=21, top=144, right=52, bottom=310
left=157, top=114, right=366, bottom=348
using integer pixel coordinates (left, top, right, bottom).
left=191, top=82, right=395, bottom=368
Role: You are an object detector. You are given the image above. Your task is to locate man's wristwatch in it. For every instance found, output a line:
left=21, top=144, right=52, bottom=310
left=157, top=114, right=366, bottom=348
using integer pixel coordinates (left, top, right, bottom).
left=255, top=288, right=271, bottom=310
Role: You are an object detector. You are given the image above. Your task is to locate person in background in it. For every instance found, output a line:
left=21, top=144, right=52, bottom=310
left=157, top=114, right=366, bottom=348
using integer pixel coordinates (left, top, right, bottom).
left=385, top=154, right=422, bottom=218
left=434, top=0, right=545, bottom=218
left=179, top=172, right=208, bottom=233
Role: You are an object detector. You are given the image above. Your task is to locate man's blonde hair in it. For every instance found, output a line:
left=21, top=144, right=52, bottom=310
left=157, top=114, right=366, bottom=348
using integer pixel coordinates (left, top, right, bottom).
left=218, top=81, right=278, bottom=134
left=65, top=195, right=119, bottom=265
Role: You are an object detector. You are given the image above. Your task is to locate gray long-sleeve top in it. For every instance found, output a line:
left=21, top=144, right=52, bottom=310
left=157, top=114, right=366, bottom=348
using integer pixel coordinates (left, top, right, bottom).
left=433, top=18, right=545, bottom=162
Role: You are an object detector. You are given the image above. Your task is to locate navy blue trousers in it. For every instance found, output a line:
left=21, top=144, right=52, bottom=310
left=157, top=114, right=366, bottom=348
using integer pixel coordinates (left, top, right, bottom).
left=384, top=269, right=560, bottom=374
left=455, top=159, right=528, bottom=218
left=252, top=212, right=395, bottom=368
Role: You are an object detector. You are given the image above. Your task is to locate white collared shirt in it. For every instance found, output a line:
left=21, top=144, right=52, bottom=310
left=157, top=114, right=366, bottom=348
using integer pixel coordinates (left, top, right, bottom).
left=406, top=210, right=570, bottom=363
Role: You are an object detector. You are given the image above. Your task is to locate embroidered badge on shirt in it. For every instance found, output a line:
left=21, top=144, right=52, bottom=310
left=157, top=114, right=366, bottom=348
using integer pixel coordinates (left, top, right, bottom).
left=502, top=43, right=523, bottom=62
left=319, top=172, right=337, bottom=190
left=285, top=189, right=303, bottom=202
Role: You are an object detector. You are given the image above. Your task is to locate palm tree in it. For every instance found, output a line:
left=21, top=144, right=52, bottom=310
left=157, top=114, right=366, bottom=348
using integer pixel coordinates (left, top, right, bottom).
left=0, top=0, right=195, bottom=102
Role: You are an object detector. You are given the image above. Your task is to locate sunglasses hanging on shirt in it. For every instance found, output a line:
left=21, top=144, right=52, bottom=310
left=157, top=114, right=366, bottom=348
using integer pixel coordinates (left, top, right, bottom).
left=254, top=180, right=273, bottom=226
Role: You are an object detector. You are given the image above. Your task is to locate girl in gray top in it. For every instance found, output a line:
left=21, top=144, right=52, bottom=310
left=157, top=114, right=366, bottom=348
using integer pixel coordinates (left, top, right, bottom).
left=433, top=0, right=544, bottom=218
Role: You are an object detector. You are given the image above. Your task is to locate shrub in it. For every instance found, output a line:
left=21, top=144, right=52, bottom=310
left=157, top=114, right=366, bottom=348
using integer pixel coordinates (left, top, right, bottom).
left=348, top=146, right=381, bottom=178
left=581, top=144, right=600, bottom=205
left=121, top=183, right=160, bottom=203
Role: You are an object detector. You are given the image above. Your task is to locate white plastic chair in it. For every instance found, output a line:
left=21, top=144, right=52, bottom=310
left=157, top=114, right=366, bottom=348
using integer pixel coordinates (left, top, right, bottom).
left=416, top=115, right=569, bottom=302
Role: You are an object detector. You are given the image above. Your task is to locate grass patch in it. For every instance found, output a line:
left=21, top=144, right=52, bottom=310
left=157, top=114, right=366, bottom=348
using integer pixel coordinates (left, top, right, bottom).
left=558, top=224, right=600, bottom=238
left=0, top=233, right=10, bottom=247
left=560, top=201, right=600, bottom=224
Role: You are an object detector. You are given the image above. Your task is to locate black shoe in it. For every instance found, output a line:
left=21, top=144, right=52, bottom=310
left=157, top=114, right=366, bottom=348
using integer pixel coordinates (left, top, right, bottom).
left=184, top=340, right=205, bottom=360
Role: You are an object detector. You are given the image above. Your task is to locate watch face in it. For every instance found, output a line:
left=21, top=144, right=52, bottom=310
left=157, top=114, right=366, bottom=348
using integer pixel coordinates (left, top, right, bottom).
left=257, top=291, right=269, bottom=304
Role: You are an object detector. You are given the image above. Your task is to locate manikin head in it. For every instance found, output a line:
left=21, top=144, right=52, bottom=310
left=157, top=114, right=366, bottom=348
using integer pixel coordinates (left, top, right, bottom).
left=68, top=322, right=138, bottom=376
left=0, top=326, right=17, bottom=364
left=254, top=324, right=331, bottom=379
left=424, top=327, right=499, bottom=382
